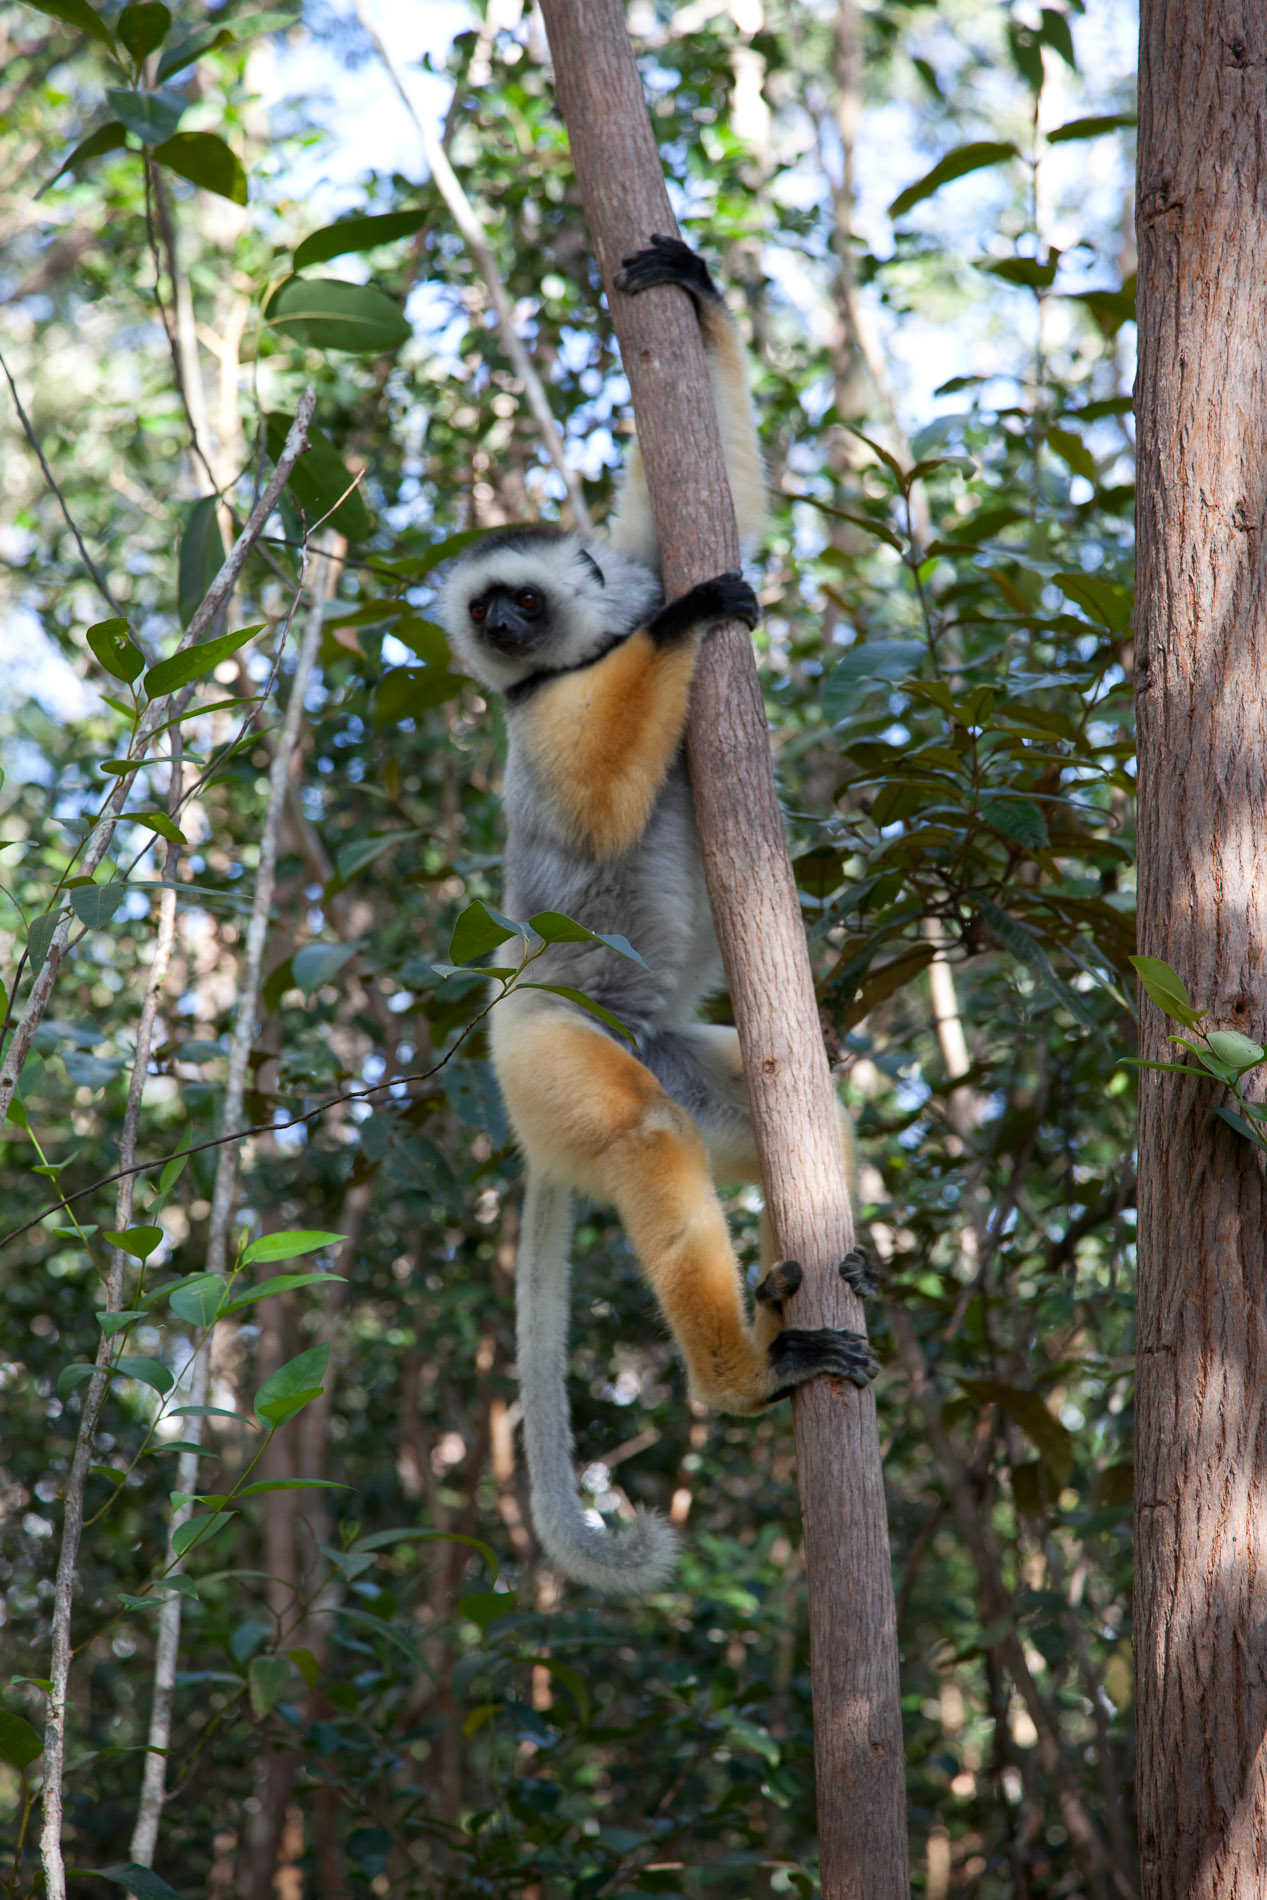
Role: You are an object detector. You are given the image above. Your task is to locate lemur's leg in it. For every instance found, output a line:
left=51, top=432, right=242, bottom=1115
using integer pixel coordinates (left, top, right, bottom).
left=625, top=1022, right=875, bottom=1367
left=609, top=235, right=765, bottom=563
left=492, top=999, right=873, bottom=1413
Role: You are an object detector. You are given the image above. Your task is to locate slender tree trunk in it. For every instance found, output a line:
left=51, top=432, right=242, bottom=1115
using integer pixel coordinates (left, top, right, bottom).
left=528, top=4, right=907, bottom=1892
left=1133, top=8, right=1267, bottom=1897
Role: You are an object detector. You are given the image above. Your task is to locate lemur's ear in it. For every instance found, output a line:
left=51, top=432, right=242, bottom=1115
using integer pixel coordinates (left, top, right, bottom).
left=577, top=548, right=606, bottom=588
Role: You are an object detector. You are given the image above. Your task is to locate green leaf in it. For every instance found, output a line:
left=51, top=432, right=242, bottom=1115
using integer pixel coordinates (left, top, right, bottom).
left=116, top=1355, right=175, bottom=1395
left=1047, top=113, right=1137, bottom=144
left=240, top=1230, right=346, bottom=1265
left=449, top=900, right=523, bottom=965
left=348, top=1526, right=500, bottom=1578
left=980, top=798, right=1049, bottom=851
left=1205, top=1031, right=1265, bottom=1074
left=1128, top=954, right=1201, bottom=1025
left=0, top=1710, right=42, bottom=1770
left=152, top=130, right=247, bottom=204
left=957, top=1376, right=1074, bottom=1484
left=117, top=1, right=170, bottom=64
left=43, top=121, right=129, bottom=190
left=978, top=898, right=1099, bottom=1031
left=70, top=882, right=128, bottom=928
left=178, top=496, right=227, bottom=628
left=527, top=912, right=645, bottom=964
left=264, top=277, right=411, bottom=354
left=169, top=1404, right=251, bottom=1422
left=156, top=12, right=296, bottom=80
left=255, top=1343, right=330, bottom=1423
left=1055, top=571, right=1132, bottom=633
left=529, top=1655, right=590, bottom=1727
left=57, top=1363, right=98, bottom=1398
left=293, top=207, right=428, bottom=271
left=291, top=942, right=355, bottom=996
left=26, top=911, right=63, bottom=969
left=249, top=1653, right=292, bottom=1717
left=104, top=1224, right=164, bottom=1260
left=823, top=641, right=927, bottom=722
left=519, top=983, right=635, bottom=1042
left=238, top=1478, right=348, bottom=1495
left=168, top=1274, right=225, bottom=1325
left=1040, top=7, right=1077, bottom=70
left=159, top=1149, right=190, bottom=1194
left=143, top=622, right=262, bottom=699
left=374, top=664, right=465, bottom=724
left=457, top=1590, right=515, bottom=1630
left=104, top=87, right=183, bottom=146
left=130, top=810, right=186, bottom=845
left=979, top=255, right=1057, bottom=291
left=86, top=617, right=144, bottom=684
left=285, top=1645, right=319, bottom=1690
left=889, top=140, right=1019, bottom=219
left=97, top=1310, right=144, bottom=1338
left=171, top=1512, right=235, bottom=1558
left=334, top=830, right=423, bottom=883
left=1117, top=1058, right=1200, bottom=1075
left=223, top=1271, right=345, bottom=1312
left=1047, top=425, right=1097, bottom=482
left=265, top=411, right=371, bottom=541
left=1214, top=1105, right=1267, bottom=1149
left=23, top=0, right=115, bottom=49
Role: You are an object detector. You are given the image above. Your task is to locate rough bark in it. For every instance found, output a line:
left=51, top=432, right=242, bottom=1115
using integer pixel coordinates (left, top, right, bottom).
left=1133, top=8, right=1267, bottom=1898
left=533, top=4, right=907, bottom=1892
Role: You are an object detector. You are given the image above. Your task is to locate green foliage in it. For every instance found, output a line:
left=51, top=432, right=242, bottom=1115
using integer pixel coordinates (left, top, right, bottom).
left=0, top=0, right=1144, bottom=1892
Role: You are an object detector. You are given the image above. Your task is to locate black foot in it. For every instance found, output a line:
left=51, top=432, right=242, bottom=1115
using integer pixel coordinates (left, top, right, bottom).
left=840, top=1248, right=878, bottom=1300
left=614, top=234, right=721, bottom=308
left=767, top=1326, right=877, bottom=1400
left=648, top=572, right=759, bottom=647
left=755, top=1259, right=802, bottom=1314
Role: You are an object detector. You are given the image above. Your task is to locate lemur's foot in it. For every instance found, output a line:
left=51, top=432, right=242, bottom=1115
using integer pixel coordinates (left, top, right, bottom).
left=755, top=1259, right=802, bottom=1313
left=840, top=1248, right=878, bottom=1300
left=767, top=1326, right=878, bottom=1399
left=614, top=234, right=721, bottom=307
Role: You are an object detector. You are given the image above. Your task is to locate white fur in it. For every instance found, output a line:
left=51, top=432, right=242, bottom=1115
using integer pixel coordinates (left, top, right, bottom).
left=516, top=1174, right=679, bottom=1595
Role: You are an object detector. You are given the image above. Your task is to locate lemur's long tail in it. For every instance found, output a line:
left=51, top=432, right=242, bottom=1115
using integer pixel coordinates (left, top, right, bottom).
left=517, top=1173, right=679, bottom=1596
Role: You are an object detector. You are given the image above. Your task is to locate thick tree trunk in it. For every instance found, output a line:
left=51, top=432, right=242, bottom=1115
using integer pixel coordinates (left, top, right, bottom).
left=532, top=4, right=907, bottom=1893
left=1133, top=8, right=1267, bottom=1897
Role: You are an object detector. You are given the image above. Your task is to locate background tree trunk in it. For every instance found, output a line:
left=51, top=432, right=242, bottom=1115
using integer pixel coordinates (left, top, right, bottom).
left=1134, top=6, right=1267, bottom=1896
left=532, top=4, right=907, bottom=1892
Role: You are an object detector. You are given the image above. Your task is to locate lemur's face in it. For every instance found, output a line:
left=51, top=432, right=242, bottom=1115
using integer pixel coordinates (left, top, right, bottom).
left=467, top=582, right=550, bottom=658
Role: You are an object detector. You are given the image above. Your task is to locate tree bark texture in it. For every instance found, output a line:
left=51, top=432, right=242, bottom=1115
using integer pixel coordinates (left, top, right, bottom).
left=532, top=5, right=907, bottom=1892
left=1134, top=8, right=1267, bottom=1898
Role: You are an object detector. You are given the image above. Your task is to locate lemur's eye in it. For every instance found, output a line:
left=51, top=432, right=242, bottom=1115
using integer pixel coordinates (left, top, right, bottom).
left=515, top=588, right=543, bottom=616
left=469, top=597, right=489, bottom=624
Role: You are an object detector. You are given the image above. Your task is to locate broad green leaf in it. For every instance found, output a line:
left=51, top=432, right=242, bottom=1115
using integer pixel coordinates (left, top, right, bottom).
left=1129, top=954, right=1201, bottom=1024
left=265, top=411, right=371, bottom=540
left=285, top=1646, right=319, bottom=1689
left=980, top=798, right=1049, bottom=851
left=104, top=87, right=183, bottom=146
left=1055, top=571, right=1133, bottom=633
left=457, top=1590, right=515, bottom=1630
left=70, top=882, right=128, bottom=928
left=813, top=505, right=903, bottom=552
left=237, top=1478, right=348, bottom=1495
left=334, top=829, right=422, bottom=883
left=529, top=1655, right=590, bottom=1726
left=249, top=1654, right=291, bottom=1717
left=23, top=0, right=115, bottom=49
left=254, top=1343, right=330, bottom=1422
left=171, top=1512, right=235, bottom=1557
left=0, top=1710, right=42, bottom=1770
left=450, top=900, right=522, bottom=965
left=240, top=1230, right=346, bottom=1265
left=116, top=1354, right=175, bottom=1394
left=104, top=1224, right=164, bottom=1260
left=158, top=1149, right=190, bottom=1194
left=1047, top=425, right=1097, bottom=482
left=264, top=277, right=411, bottom=353
left=152, top=130, right=247, bottom=204
left=374, top=664, right=465, bottom=725
left=178, top=497, right=227, bottom=628
left=43, top=121, right=129, bottom=190
left=1205, top=1031, right=1265, bottom=1073
left=348, top=1526, right=500, bottom=1578
left=130, top=810, right=185, bottom=845
left=86, top=618, right=144, bottom=684
left=57, top=1363, right=98, bottom=1398
left=519, top=983, right=635, bottom=1042
left=823, top=642, right=927, bottom=722
left=144, top=622, right=262, bottom=699
left=978, top=898, right=1099, bottom=1031
left=291, top=941, right=355, bottom=996
left=526, top=912, right=645, bottom=964
left=1047, top=113, right=1137, bottom=144
left=223, top=1270, right=345, bottom=1312
left=168, top=1274, right=225, bottom=1324
left=1066, top=280, right=1136, bottom=338
left=294, top=207, right=428, bottom=271
left=889, top=140, right=1019, bottom=219
left=169, top=1403, right=252, bottom=1422
left=155, top=22, right=232, bottom=77
left=1214, top=1105, right=1267, bottom=1149
left=957, top=1376, right=1074, bottom=1483
left=117, top=2, right=170, bottom=64
left=97, top=1310, right=144, bottom=1338
left=26, top=911, right=63, bottom=968
left=979, top=255, right=1057, bottom=291
left=390, top=615, right=455, bottom=664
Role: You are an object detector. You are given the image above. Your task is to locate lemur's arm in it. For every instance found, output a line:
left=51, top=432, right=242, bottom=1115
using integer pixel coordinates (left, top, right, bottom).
left=607, top=236, right=765, bottom=568
left=518, top=573, right=758, bottom=858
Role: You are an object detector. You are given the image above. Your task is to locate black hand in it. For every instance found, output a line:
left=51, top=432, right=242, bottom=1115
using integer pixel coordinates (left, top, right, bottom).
left=648, top=572, right=760, bottom=647
left=614, top=234, right=721, bottom=307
